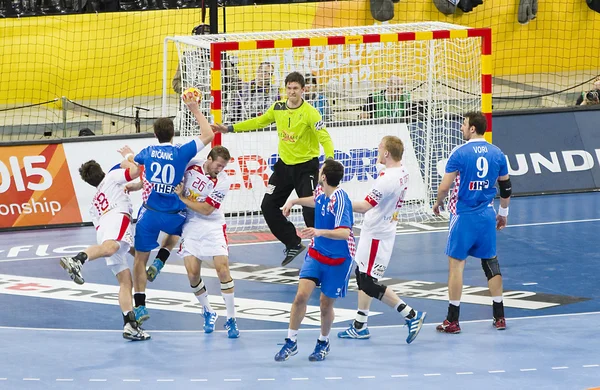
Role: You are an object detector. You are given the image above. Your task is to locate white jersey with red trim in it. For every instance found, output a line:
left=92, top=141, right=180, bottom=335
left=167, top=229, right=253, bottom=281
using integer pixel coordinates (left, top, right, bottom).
left=182, top=158, right=230, bottom=224
left=361, top=166, right=409, bottom=237
left=89, top=168, right=134, bottom=227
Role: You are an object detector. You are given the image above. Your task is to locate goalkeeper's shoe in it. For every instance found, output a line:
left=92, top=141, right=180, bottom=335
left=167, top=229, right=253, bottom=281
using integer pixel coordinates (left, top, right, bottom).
left=274, top=338, right=298, bottom=362
left=337, top=324, right=371, bottom=339
left=281, top=243, right=306, bottom=267
left=123, top=322, right=151, bottom=341
left=59, top=256, right=84, bottom=285
left=146, top=258, right=165, bottom=282
left=405, top=311, right=426, bottom=344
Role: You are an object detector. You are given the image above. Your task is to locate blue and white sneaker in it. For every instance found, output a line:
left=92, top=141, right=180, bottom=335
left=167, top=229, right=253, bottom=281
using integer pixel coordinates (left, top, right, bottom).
left=134, top=305, right=150, bottom=325
left=308, top=339, right=330, bottom=362
left=337, top=324, right=371, bottom=339
left=274, top=338, right=298, bottom=362
left=146, top=259, right=165, bottom=282
left=203, top=311, right=218, bottom=333
left=405, top=311, right=427, bottom=344
left=224, top=318, right=240, bottom=339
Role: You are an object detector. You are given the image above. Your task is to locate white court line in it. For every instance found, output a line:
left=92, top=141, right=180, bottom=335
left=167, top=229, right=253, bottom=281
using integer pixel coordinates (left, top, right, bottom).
left=56, top=378, right=73, bottom=381
left=391, top=374, right=408, bottom=378
left=583, top=364, right=599, bottom=368
left=190, top=379, right=208, bottom=382
left=358, top=376, right=376, bottom=379
left=456, top=372, right=473, bottom=375
left=257, top=378, right=275, bottom=381
left=325, top=377, right=342, bottom=380
left=520, top=368, right=537, bottom=372
left=1, top=311, right=599, bottom=333
left=89, top=379, right=107, bottom=382
left=2, top=217, right=600, bottom=263
left=488, top=370, right=505, bottom=374
left=551, top=367, right=569, bottom=370
left=424, top=373, right=441, bottom=377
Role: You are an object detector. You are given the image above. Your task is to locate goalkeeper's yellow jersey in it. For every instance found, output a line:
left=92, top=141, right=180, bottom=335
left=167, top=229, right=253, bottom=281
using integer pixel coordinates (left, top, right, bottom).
left=232, top=100, right=334, bottom=165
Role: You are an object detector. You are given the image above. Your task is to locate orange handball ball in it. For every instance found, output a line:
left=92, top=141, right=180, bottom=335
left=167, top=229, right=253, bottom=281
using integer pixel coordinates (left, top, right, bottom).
left=183, top=87, right=202, bottom=103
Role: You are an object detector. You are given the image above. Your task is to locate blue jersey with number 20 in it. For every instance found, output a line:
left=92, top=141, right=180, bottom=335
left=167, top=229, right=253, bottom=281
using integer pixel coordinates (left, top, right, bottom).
left=135, top=139, right=204, bottom=213
left=446, top=139, right=508, bottom=215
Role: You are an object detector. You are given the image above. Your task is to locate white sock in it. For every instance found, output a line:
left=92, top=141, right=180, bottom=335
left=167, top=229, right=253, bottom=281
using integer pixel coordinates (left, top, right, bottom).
left=449, top=300, right=461, bottom=307
left=287, top=329, right=298, bottom=341
left=394, top=301, right=414, bottom=318
left=195, top=291, right=213, bottom=313
left=122, top=311, right=129, bottom=316
left=318, top=333, right=329, bottom=342
left=492, top=296, right=503, bottom=303
left=221, top=292, right=236, bottom=319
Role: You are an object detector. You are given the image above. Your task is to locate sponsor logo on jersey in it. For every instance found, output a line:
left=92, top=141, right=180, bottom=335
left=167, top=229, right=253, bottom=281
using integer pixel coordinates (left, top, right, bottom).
left=469, top=180, right=490, bottom=191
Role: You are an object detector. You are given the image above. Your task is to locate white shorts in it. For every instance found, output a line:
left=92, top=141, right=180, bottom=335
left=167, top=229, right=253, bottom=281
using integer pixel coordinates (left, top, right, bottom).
left=96, top=211, right=133, bottom=275
left=355, top=232, right=395, bottom=280
left=179, top=221, right=228, bottom=260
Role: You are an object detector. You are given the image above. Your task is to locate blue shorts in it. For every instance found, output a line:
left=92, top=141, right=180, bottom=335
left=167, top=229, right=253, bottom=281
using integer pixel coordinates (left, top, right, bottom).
left=299, top=254, right=353, bottom=299
left=134, top=206, right=186, bottom=252
left=445, top=207, right=496, bottom=261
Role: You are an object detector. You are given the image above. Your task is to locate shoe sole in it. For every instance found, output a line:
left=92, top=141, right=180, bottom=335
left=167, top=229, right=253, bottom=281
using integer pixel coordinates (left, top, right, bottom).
left=275, top=349, right=298, bottom=362
left=227, top=332, right=240, bottom=339
left=308, top=349, right=330, bottom=362
left=146, top=266, right=159, bottom=282
left=59, top=258, right=84, bottom=285
left=406, top=312, right=427, bottom=344
left=337, top=333, right=370, bottom=339
left=436, top=327, right=461, bottom=334
left=136, top=314, right=150, bottom=325
left=123, top=333, right=151, bottom=341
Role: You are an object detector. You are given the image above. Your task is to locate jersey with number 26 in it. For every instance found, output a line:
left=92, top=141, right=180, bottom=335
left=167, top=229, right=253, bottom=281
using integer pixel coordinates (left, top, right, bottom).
left=134, top=139, right=205, bottom=213
left=446, top=139, right=508, bottom=215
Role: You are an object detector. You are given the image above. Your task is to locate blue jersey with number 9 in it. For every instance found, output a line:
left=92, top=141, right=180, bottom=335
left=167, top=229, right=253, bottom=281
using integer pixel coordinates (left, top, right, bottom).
left=135, top=140, right=204, bottom=213
left=445, top=139, right=508, bottom=215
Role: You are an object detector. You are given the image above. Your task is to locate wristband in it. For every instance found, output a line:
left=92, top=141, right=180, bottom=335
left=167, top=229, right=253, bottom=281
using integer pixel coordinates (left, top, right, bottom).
left=227, top=125, right=234, bottom=133
left=498, top=206, right=509, bottom=217
left=124, top=153, right=134, bottom=161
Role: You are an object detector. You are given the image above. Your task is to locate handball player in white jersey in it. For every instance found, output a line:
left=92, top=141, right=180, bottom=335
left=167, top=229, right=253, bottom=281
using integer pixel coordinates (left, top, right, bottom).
left=338, top=135, right=426, bottom=344
left=59, top=156, right=150, bottom=341
left=174, top=145, right=240, bottom=338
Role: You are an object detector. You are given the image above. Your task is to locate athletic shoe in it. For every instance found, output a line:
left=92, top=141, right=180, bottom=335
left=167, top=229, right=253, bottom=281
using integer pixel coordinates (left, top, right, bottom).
left=281, top=243, right=306, bottom=267
left=203, top=311, right=218, bottom=333
left=146, top=258, right=165, bottom=282
left=405, top=311, right=427, bottom=344
left=123, top=322, right=151, bottom=341
left=337, top=324, right=371, bottom=339
left=224, top=317, right=240, bottom=338
left=134, top=305, right=150, bottom=325
left=274, top=338, right=298, bottom=362
left=59, top=257, right=84, bottom=285
left=308, top=339, right=330, bottom=362
left=436, top=319, right=461, bottom=334
left=493, top=317, right=506, bottom=330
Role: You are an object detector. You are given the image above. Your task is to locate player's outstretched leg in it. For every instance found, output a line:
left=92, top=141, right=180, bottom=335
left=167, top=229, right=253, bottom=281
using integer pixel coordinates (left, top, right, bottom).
left=146, top=235, right=178, bottom=282
left=117, top=269, right=150, bottom=341
left=60, top=241, right=121, bottom=285
left=133, top=250, right=151, bottom=324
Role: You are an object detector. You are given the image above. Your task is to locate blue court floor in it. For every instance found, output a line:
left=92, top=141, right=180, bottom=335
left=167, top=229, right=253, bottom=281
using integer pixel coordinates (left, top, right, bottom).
left=0, top=192, right=599, bottom=389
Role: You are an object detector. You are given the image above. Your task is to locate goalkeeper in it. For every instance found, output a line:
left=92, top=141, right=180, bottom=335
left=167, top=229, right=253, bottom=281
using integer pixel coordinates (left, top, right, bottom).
left=212, top=71, right=334, bottom=266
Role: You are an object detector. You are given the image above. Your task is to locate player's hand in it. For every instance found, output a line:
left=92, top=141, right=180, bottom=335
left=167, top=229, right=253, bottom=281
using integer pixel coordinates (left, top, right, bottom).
left=300, top=228, right=320, bottom=239
left=496, top=215, right=507, bottom=230
left=174, top=182, right=184, bottom=196
left=182, top=91, right=200, bottom=112
left=281, top=201, right=295, bottom=217
left=433, top=201, right=444, bottom=216
left=118, top=145, right=135, bottom=160
left=211, top=123, right=228, bottom=133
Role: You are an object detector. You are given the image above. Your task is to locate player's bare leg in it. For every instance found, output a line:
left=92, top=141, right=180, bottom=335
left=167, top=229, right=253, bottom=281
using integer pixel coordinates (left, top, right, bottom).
left=60, top=240, right=120, bottom=285
left=484, top=256, right=506, bottom=330
left=184, top=255, right=218, bottom=333
left=116, top=269, right=150, bottom=341
left=437, top=256, right=465, bottom=333
left=147, top=234, right=179, bottom=282
left=132, top=250, right=151, bottom=324
left=214, top=255, right=239, bottom=338
left=275, top=278, right=317, bottom=362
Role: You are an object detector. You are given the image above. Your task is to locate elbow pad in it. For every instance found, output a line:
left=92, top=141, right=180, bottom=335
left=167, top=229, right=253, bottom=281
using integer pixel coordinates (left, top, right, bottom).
left=498, top=178, right=512, bottom=198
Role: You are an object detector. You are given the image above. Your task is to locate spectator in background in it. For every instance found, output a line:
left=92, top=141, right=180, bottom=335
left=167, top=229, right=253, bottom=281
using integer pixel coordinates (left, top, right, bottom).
left=575, top=77, right=600, bottom=106
left=79, top=128, right=95, bottom=136
left=361, top=75, right=410, bottom=120
left=230, top=61, right=280, bottom=121
left=305, top=74, right=333, bottom=123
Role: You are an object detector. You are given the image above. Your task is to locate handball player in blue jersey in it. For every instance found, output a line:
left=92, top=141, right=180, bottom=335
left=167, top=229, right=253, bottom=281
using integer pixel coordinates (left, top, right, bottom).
left=275, top=159, right=355, bottom=362
left=125, top=92, right=214, bottom=324
left=433, top=111, right=512, bottom=334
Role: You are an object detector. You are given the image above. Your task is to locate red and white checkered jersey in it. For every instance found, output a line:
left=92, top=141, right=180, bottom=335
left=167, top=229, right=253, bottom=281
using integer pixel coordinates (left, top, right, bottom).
left=447, top=174, right=460, bottom=215
left=182, top=158, right=230, bottom=224
left=140, top=168, right=152, bottom=204
left=89, top=168, right=133, bottom=227
left=362, top=166, right=409, bottom=237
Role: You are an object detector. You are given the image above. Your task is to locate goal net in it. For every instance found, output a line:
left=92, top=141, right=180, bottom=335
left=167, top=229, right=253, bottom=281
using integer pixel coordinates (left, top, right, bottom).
left=165, top=22, right=491, bottom=233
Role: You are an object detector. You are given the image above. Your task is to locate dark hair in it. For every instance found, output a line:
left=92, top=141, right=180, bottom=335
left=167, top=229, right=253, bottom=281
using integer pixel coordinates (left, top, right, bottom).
left=78, top=128, right=95, bottom=137
left=192, top=24, right=209, bottom=35
left=464, top=111, right=488, bottom=135
left=79, top=160, right=105, bottom=187
left=208, top=145, right=231, bottom=162
left=285, top=71, right=305, bottom=88
left=305, top=74, right=316, bottom=85
left=153, top=118, right=175, bottom=143
left=322, top=159, right=344, bottom=187
left=381, top=135, right=404, bottom=162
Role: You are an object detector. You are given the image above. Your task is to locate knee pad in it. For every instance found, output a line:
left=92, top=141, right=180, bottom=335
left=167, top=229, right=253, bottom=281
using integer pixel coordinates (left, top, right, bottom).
left=482, top=257, right=502, bottom=280
left=191, top=278, right=206, bottom=294
left=355, top=268, right=386, bottom=300
left=221, top=279, right=234, bottom=291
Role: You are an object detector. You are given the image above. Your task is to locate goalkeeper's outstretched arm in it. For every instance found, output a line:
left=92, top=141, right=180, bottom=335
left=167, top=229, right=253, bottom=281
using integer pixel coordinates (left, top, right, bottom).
left=211, top=103, right=276, bottom=134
